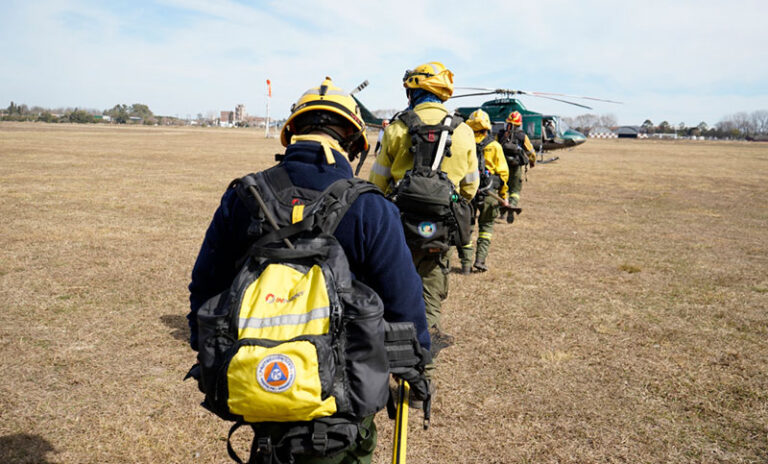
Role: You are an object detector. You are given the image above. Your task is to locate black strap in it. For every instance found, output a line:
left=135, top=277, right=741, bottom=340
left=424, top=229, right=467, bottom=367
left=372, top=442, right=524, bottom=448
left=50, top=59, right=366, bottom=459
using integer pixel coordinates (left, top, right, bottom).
left=396, top=110, right=460, bottom=171
left=264, top=166, right=293, bottom=192
left=248, top=245, right=331, bottom=262
left=477, top=133, right=493, bottom=151
left=227, top=422, right=252, bottom=464
left=252, top=217, right=316, bottom=248
left=234, top=167, right=294, bottom=218
left=354, top=146, right=369, bottom=176
left=314, top=178, right=381, bottom=234
left=514, top=129, right=527, bottom=146
left=243, top=177, right=380, bottom=248
left=311, top=421, right=329, bottom=455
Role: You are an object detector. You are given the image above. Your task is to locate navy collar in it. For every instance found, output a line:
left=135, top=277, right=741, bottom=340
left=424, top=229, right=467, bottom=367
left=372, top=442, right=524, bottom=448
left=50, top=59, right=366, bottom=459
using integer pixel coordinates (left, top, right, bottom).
left=283, top=141, right=353, bottom=176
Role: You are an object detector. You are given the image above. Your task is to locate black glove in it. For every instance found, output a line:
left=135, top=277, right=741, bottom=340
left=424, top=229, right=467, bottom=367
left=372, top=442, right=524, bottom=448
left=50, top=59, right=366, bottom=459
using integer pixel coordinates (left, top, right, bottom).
left=392, top=367, right=430, bottom=402
left=384, top=322, right=431, bottom=402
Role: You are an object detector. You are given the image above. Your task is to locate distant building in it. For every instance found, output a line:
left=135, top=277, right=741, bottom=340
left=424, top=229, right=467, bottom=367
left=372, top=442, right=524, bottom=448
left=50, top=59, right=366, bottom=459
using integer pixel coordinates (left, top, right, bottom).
left=649, top=132, right=678, bottom=139
left=220, top=111, right=234, bottom=127
left=589, top=126, right=617, bottom=138
left=616, top=126, right=642, bottom=138
left=235, top=104, right=245, bottom=122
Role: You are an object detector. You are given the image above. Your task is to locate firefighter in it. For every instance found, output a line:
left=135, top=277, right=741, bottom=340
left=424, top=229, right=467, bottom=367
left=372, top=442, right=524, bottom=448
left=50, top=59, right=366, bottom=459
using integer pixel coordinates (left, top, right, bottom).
left=498, top=111, right=536, bottom=222
left=188, top=78, right=430, bottom=463
left=459, top=109, right=509, bottom=273
left=369, top=61, right=479, bottom=352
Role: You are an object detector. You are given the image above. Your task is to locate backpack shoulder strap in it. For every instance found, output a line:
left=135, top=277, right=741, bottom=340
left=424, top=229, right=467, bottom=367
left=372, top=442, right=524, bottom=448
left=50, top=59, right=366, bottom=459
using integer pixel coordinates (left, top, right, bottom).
left=250, top=178, right=381, bottom=247
left=233, top=166, right=292, bottom=218
left=477, top=133, right=493, bottom=151
left=514, top=129, right=527, bottom=145
left=396, top=110, right=458, bottom=172
left=315, top=178, right=382, bottom=234
left=396, top=109, right=422, bottom=130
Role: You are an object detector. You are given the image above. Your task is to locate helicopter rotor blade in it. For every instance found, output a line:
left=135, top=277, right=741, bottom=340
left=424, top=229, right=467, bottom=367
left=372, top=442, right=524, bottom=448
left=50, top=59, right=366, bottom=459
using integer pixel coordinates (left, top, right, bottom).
left=527, top=93, right=593, bottom=110
left=457, top=86, right=622, bottom=105
left=527, top=91, right=623, bottom=104
left=455, top=87, right=526, bottom=96
left=451, top=91, right=502, bottom=99
left=454, top=86, right=503, bottom=92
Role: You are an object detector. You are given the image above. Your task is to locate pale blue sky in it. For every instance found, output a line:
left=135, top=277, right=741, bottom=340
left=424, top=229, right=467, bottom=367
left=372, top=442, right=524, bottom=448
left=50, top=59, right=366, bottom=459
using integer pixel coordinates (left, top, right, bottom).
left=1, top=0, right=766, bottom=126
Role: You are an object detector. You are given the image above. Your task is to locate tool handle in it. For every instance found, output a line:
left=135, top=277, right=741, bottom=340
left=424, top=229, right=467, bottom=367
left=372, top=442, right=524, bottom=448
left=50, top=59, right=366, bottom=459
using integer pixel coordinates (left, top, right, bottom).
left=391, top=379, right=409, bottom=464
left=431, top=116, right=452, bottom=172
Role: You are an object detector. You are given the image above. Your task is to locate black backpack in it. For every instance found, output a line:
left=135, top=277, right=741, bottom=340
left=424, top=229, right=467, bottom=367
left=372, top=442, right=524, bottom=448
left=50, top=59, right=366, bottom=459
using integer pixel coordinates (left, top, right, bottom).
left=474, top=134, right=496, bottom=199
left=499, top=129, right=529, bottom=167
left=190, top=167, right=427, bottom=463
left=388, top=110, right=473, bottom=252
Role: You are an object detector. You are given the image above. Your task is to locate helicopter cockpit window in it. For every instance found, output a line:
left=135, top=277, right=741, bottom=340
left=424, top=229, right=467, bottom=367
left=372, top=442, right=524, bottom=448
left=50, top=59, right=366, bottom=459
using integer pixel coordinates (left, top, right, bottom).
left=543, top=119, right=556, bottom=140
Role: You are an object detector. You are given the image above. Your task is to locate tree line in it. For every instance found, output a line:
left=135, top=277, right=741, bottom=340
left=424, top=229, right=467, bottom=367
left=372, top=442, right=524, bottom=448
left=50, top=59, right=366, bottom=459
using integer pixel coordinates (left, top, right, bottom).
left=0, top=101, right=182, bottom=125
left=563, top=110, right=768, bottom=139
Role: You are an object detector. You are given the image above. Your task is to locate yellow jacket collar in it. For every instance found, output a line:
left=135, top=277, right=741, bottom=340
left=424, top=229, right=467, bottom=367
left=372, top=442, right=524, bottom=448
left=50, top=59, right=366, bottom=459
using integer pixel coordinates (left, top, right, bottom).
left=290, top=134, right=346, bottom=164
left=413, top=101, right=448, bottom=113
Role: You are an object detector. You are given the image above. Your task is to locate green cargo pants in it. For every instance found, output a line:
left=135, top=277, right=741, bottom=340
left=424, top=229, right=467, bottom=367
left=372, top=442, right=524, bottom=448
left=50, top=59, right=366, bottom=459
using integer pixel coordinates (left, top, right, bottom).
left=458, top=195, right=500, bottom=266
left=412, top=249, right=449, bottom=332
left=281, top=416, right=377, bottom=464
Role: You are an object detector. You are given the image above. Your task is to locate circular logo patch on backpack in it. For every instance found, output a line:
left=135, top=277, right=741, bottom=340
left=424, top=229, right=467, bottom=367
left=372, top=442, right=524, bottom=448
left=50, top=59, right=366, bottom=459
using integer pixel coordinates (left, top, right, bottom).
left=256, top=354, right=296, bottom=393
left=418, top=221, right=437, bottom=238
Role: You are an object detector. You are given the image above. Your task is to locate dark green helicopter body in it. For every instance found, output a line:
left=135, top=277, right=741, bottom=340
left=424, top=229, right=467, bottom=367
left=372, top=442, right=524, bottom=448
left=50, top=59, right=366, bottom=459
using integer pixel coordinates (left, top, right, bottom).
left=455, top=98, right=586, bottom=152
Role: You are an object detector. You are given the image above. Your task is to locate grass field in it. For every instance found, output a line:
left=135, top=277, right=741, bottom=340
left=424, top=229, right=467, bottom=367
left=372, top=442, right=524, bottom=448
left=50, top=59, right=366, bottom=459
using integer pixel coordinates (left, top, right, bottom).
left=1, top=122, right=766, bottom=463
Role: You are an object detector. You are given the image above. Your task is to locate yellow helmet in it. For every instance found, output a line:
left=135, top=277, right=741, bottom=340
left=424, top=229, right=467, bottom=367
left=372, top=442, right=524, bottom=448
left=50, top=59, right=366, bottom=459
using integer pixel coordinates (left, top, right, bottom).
left=466, top=109, right=492, bottom=132
left=402, top=61, right=454, bottom=101
left=280, top=77, right=369, bottom=159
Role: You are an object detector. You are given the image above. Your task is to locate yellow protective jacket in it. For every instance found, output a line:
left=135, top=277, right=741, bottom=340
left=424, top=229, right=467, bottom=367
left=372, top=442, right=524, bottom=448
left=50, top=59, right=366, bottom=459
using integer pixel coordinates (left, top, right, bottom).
left=369, top=102, right=479, bottom=201
left=475, top=134, right=509, bottom=199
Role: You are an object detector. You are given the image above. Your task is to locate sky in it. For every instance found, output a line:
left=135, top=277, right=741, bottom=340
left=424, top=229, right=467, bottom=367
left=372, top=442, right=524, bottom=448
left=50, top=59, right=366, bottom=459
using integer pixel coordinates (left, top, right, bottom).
left=1, top=0, right=767, bottom=126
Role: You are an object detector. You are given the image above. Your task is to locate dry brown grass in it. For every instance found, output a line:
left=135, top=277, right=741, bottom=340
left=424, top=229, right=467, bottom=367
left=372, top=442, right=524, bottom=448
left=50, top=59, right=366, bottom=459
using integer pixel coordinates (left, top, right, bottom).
left=1, top=122, right=766, bottom=463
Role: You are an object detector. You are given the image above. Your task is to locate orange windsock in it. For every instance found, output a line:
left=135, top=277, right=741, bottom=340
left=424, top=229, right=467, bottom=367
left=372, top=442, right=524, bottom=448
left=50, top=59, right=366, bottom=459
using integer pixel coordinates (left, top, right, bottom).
left=266, top=79, right=272, bottom=97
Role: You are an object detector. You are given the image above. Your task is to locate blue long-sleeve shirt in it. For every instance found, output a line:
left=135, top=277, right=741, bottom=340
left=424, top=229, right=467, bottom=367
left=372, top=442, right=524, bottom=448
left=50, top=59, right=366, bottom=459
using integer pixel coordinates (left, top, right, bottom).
left=188, top=139, right=430, bottom=351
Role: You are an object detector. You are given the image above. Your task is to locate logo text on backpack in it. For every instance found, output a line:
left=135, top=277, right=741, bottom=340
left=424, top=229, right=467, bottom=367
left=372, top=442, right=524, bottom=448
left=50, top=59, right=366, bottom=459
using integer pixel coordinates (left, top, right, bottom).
left=256, top=354, right=296, bottom=393
left=264, top=291, right=305, bottom=304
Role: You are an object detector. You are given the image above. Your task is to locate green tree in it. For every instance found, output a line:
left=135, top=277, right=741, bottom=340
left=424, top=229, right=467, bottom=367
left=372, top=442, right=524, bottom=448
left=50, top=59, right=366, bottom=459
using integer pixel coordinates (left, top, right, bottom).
left=129, top=103, right=154, bottom=119
left=657, top=121, right=672, bottom=133
left=37, top=111, right=58, bottom=123
left=105, top=104, right=129, bottom=123
left=67, top=109, right=95, bottom=124
left=641, top=119, right=654, bottom=134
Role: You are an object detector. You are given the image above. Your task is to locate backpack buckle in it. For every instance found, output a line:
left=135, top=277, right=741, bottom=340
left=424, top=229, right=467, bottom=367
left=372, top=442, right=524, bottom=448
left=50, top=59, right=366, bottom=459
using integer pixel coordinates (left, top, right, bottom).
left=255, top=437, right=272, bottom=456
left=311, top=432, right=328, bottom=453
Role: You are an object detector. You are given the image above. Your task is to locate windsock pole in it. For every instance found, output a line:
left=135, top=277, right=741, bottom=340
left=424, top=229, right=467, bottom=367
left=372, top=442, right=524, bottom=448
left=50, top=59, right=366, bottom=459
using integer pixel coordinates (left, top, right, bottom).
left=265, top=79, right=272, bottom=138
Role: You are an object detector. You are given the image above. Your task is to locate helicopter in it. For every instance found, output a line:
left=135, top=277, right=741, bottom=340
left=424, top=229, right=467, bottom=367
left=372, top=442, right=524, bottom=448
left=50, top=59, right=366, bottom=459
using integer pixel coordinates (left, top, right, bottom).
left=452, top=87, right=622, bottom=162
left=351, top=82, right=620, bottom=163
